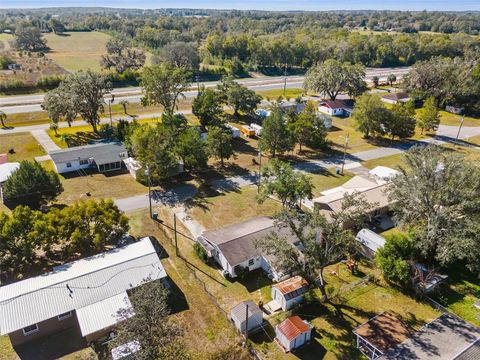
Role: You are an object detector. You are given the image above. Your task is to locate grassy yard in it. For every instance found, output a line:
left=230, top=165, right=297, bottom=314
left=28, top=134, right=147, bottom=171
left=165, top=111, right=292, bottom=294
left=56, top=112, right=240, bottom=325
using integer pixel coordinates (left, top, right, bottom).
left=0, top=33, right=13, bottom=50
left=43, top=32, right=111, bottom=72
left=251, top=262, right=440, bottom=359
left=189, top=186, right=282, bottom=230
left=0, top=132, right=46, bottom=161
left=256, top=88, right=304, bottom=100
left=439, top=111, right=480, bottom=127
left=362, top=153, right=406, bottom=170
left=56, top=170, right=147, bottom=205
left=0, top=335, right=17, bottom=360
left=128, top=209, right=250, bottom=359
left=309, top=169, right=354, bottom=196
left=432, top=265, right=480, bottom=327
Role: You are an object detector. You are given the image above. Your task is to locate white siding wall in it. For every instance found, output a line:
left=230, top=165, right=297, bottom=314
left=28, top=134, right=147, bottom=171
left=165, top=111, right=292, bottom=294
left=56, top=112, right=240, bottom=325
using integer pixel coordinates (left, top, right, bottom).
left=270, top=288, right=306, bottom=311
left=231, top=312, right=263, bottom=333
left=318, top=106, right=334, bottom=116
left=54, top=160, right=92, bottom=174
left=381, top=98, right=397, bottom=105
left=285, top=294, right=305, bottom=311
left=275, top=328, right=311, bottom=352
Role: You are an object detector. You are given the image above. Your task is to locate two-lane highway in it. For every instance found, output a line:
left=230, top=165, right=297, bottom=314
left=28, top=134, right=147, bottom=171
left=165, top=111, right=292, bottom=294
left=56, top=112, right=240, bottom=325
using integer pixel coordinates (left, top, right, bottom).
left=0, top=67, right=410, bottom=114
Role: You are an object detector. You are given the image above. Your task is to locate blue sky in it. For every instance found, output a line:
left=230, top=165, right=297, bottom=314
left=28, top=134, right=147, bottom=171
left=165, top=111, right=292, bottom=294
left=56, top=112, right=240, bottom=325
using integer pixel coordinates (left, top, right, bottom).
left=3, top=1, right=480, bottom=11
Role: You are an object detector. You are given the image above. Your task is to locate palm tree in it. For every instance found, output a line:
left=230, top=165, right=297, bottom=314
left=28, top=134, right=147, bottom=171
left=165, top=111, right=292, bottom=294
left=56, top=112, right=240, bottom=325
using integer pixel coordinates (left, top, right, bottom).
left=0, top=111, right=7, bottom=128
left=119, top=100, right=129, bottom=115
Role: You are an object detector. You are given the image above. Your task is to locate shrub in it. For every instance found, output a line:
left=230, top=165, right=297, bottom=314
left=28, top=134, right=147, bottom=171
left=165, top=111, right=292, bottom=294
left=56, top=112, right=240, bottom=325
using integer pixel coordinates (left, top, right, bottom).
left=193, top=242, right=208, bottom=263
left=376, top=233, right=416, bottom=286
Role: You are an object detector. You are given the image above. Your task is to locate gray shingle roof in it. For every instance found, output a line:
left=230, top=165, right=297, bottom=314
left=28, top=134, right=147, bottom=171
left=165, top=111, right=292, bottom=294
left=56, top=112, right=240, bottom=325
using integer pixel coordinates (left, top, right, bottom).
left=231, top=300, right=262, bottom=321
left=379, top=313, right=480, bottom=360
left=49, top=143, right=127, bottom=165
left=199, top=217, right=298, bottom=266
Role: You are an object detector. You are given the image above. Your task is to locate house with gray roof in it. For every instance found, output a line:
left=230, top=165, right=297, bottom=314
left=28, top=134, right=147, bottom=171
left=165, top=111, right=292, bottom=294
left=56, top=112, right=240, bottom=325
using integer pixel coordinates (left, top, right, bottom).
left=379, top=313, right=480, bottom=360
left=49, top=143, right=128, bottom=174
left=0, top=238, right=167, bottom=347
left=197, top=216, right=299, bottom=281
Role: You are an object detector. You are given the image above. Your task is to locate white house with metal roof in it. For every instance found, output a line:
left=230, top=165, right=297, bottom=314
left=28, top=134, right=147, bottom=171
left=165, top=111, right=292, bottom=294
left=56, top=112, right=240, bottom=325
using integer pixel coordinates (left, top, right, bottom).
left=356, top=229, right=386, bottom=259
left=0, top=237, right=167, bottom=347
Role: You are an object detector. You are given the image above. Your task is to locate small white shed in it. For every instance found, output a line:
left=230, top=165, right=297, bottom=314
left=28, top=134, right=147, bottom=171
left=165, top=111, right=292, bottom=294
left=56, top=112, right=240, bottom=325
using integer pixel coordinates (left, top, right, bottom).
left=275, top=316, right=312, bottom=352
left=230, top=301, right=263, bottom=334
left=271, top=276, right=309, bottom=311
left=356, top=229, right=386, bottom=259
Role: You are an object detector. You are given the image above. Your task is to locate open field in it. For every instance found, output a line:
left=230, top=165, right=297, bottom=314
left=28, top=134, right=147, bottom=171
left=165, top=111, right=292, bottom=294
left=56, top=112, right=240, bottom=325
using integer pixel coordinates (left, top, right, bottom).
left=0, top=132, right=46, bottom=161
left=0, top=33, right=13, bottom=51
left=43, top=32, right=111, bottom=72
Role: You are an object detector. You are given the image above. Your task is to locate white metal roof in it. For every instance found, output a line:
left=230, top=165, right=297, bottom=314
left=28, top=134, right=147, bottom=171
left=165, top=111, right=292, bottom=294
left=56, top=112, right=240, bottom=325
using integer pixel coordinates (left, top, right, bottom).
left=0, top=162, right=20, bottom=183
left=356, top=229, right=386, bottom=253
left=76, top=291, right=134, bottom=336
left=369, top=166, right=400, bottom=181
left=0, top=237, right=166, bottom=335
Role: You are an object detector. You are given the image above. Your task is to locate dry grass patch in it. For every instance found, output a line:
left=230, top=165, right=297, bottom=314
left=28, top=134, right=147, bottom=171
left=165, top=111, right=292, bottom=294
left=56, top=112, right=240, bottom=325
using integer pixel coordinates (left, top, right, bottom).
left=189, top=186, right=282, bottom=230
left=56, top=171, right=147, bottom=205
left=0, top=132, right=46, bottom=161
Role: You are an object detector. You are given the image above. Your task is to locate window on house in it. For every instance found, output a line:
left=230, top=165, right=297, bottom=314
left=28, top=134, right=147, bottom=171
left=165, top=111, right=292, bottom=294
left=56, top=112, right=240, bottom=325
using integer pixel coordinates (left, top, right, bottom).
left=66, top=162, right=72, bottom=168
left=22, top=324, right=39, bottom=335
left=248, top=259, right=255, bottom=266
left=79, top=159, right=88, bottom=165
left=57, top=311, right=72, bottom=321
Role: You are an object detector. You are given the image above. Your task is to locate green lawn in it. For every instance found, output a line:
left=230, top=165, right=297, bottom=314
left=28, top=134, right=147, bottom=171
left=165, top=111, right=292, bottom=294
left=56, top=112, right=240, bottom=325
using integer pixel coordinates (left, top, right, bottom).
left=309, top=169, right=354, bottom=196
left=0, top=132, right=46, bottom=162
left=362, top=153, right=406, bottom=170
left=0, top=33, right=13, bottom=51
left=256, top=88, right=304, bottom=100
left=56, top=170, right=147, bottom=205
left=432, top=266, right=480, bottom=327
left=252, top=262, right=440, bottom=359
left=189, top=186, right=282, bottom=230
left=0, top=335, right=17, bottom=360
left=439, top=111, right=480, bottom=127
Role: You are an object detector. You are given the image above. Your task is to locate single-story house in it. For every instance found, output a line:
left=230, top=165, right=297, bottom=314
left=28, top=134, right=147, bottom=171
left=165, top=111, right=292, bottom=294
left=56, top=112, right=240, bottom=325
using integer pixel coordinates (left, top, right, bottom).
left=356, top=229, right=386, bottom=259
left=0, top=162, right=20, bottom=200
left=278, top=100, right=305, bottom=114
left=0, top=237, right=167, bottom=347
left=49, top=143, right=128, bottom=174
left=197, top=216, right=298, bottom=281
left=271, top=276, right=309, bottom=311
left=381, top=92, right=410, bottom=105
left=318, top=100, right=353, bottom=117
left=353, top=312, right=414, bottom=360
left=275, top=316, right=313, bottom=352
left=313, top=179, right=394, bottom=222
left=230, top=300, right=264, bottom=334
left=379, top=313, right=480, bottom=359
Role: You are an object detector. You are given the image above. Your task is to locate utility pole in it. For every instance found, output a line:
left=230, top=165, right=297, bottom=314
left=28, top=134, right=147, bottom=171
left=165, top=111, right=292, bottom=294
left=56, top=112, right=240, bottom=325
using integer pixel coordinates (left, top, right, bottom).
left=196, top=74, right=200, bottom=93
left=455, top=115, right=465, bottom=147
left=145, top=165, right=152, bottom=218
left=245, top=303, right=249, bottom=341
left=108, top=93, right=115, bottom=126
left=283, top=63, right=288, bottom=97
left=341, top=133, right=349, bottom=175
left=257, top=150, right=262, bottom=193
left=174, top=213, right=178, bottom=256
